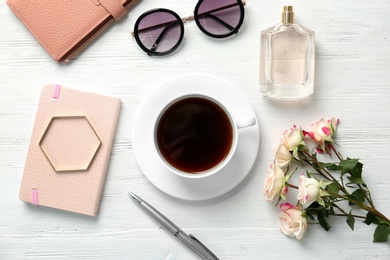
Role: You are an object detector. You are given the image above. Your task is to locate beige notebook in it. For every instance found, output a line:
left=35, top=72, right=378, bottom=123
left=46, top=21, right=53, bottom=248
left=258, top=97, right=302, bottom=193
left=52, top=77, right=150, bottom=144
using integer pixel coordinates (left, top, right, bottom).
left=19, top=85, right=121, bottom=216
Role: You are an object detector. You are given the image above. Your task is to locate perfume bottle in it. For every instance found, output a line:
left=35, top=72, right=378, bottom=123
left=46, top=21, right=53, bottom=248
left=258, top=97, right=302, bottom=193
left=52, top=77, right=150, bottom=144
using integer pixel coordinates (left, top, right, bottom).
left=260, top=6, right=315, bottom=99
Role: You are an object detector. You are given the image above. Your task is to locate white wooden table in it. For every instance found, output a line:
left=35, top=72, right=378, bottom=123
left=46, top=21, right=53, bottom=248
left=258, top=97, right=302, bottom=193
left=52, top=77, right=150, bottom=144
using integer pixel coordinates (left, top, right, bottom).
left=1, top=0, right=390, bottom=259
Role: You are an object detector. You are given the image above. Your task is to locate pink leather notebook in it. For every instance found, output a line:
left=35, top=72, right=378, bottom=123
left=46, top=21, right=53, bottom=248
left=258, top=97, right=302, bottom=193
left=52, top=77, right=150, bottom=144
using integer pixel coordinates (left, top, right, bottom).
left=7, top=0, right=139, bottom=62
left=19, top=85, right=121, bottom=216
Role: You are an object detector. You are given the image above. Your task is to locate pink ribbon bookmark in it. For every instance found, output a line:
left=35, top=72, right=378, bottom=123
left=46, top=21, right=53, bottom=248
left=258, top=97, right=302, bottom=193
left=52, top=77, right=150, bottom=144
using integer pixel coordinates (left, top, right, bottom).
left=53, top=84, right=61, bottom=99
left=32, top=189, right=38, bottom=205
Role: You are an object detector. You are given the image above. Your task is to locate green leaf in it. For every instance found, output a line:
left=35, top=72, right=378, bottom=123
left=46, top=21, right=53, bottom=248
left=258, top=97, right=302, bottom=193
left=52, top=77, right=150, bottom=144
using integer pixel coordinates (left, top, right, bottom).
left=318, top=208, right=332, bottom=231
left=346, top=193, right=365, bottom=207
left=364, top=212, right=380, bottom=225
left=363, top=212, right=389, bottom=226
left=329, top=206, right=336, bottom=215
left=339, top=158, right=364, bottom=182
left=307, top=201, right=321, bottom=209
left=298, top=143, right=306, bottom=152
left=339, top=158, right=358, bottom=174
left=327, top=182, right=340, bottom=195
left=322, top=163, right=340, bottom=171
left=347, top=176, right=365, bottom=185
left=346, top=212, right=355, bottom=230
left=317, top=196, right=325, bottom=207
left=319, top=180, right=333, bottom=188
left=293, top=148, right=300, bottom=160
left=305, top=210, right=315, bottom=221
left=373, top=224, right=390, bottom=242
left=339, top=158, right=359, bottom=176
left=319, top=189, right=330, bottom=197
left=350, top=161, right=363, bottom=179
left=351, top=189, right=366, bottom=203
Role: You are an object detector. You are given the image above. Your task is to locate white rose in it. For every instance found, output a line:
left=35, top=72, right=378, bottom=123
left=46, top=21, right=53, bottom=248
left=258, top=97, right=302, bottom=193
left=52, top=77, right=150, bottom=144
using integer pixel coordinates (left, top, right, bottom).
left=297, top=174, right=320, bottom=208
left=279, top=203, right=307, bottom=240
left=281, top=125, right=304, bottom=151
left=274, top=143, right=293, bottom=169
left=263, top=163, right=285, bottom=201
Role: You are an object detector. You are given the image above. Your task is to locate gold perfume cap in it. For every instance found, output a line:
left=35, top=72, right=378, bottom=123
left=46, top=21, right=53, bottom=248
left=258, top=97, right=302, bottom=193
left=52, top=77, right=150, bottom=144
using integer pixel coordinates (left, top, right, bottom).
left=282, top=6, right=294, bottom=24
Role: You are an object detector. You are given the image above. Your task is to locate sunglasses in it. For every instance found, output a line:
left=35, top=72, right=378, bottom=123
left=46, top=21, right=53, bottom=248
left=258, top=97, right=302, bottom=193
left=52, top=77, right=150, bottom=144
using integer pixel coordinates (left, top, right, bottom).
left=133, top=0, right=246, bottom=56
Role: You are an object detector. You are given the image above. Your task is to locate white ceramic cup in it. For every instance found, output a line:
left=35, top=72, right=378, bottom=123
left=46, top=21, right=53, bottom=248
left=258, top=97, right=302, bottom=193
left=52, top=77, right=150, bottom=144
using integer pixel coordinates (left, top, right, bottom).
left=154, top=94, right=256, bottom=179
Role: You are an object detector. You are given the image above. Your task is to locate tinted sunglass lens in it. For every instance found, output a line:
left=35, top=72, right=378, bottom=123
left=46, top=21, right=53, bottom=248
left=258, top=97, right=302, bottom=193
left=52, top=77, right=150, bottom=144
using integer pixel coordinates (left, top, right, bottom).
left=195, top=0, right=244, bottom=38
left=134, top=10, right=184, bottom=56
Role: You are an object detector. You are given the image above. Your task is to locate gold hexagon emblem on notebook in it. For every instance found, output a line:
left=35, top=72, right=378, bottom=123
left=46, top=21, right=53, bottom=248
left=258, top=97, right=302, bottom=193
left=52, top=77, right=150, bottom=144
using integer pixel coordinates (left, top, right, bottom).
left=39, top=116, right=102, bottom=172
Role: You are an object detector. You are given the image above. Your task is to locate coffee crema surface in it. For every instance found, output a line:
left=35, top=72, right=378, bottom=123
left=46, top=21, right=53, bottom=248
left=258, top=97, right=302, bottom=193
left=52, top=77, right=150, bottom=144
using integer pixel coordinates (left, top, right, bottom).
left=156, top=97, right=233, bottom=173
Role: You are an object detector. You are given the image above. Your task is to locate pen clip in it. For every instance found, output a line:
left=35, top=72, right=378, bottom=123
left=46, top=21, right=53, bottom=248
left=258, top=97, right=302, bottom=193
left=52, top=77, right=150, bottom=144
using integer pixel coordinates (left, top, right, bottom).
left=189, top=234, right=219, bottom=260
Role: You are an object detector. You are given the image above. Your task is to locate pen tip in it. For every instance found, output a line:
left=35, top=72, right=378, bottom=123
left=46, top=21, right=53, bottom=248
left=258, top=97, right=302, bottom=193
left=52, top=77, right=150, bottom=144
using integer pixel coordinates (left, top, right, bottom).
left=128, top=191, right=142, bottom=204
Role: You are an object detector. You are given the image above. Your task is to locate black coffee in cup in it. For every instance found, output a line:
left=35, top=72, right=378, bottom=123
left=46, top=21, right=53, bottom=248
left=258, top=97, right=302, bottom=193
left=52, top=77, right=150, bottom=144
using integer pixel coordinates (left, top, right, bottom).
left=156, top=96, right=233, bottom=174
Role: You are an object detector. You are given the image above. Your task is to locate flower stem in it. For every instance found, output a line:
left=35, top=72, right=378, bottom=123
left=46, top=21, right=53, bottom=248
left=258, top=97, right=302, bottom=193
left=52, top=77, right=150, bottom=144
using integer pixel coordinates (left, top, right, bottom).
left=329, top=144, right=376, bottom=209
left=286, top=183, right=299, bottom=189
left=330, top=202, right=349, bottom=215
left=300, top=145, right=390, bottom=226
left=333, top=213, right=366, bottom=220
left=328, top=191, right=390, bottom=226
left=300, top=150, right=342, bottom=184
left=329, top=144, right=343, bottom=161
left=300, top=150, right=352, bottom=197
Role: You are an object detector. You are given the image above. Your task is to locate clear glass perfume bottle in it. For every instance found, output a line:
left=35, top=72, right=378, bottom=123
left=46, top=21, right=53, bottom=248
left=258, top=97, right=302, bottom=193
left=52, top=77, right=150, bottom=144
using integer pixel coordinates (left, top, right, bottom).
left=260, top=6, right=315, bottom=99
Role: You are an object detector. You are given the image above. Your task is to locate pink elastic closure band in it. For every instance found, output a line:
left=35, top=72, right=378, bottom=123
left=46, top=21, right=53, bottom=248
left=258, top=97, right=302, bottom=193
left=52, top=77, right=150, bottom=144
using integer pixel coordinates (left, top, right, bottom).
left=99, top=0, right=127, bottom=21
left=32, top=189, right=38, bottom=205
left=53, top=84, right=61, bottom=99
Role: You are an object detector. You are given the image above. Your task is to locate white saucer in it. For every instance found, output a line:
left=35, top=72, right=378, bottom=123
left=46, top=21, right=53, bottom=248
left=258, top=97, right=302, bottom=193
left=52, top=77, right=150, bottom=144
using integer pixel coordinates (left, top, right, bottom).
left=132, top=74, right=260, bottom=201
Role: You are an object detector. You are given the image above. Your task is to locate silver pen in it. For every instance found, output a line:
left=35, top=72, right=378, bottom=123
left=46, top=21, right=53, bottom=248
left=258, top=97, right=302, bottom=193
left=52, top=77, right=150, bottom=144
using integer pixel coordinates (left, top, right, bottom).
left=128, top=191, right=219, bottom=260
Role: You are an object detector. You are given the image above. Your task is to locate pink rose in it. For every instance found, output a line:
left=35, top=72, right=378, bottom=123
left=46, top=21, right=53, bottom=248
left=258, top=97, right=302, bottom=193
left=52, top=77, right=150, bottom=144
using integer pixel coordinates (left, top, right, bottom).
left=279, top=203, right=307, bottom=240
left=297, top=174, right=320, bottom=208
left=306, top=117, right=339, bottom=153
left=281, top=125, right=304, bottom=151
left=263, top=163, right=285, bottom=201
left=274, top=142, right=293, bottom=169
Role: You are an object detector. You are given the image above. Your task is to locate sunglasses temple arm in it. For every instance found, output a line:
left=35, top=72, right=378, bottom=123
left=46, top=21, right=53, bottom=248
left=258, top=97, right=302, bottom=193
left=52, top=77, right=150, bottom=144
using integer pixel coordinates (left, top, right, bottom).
left=182, top=0, right=245, bottom=24
left=150, top=21, right=180, bottom=52
left=201, top=13, right=235, bottom=31
left=171, top=0, right=246, bottom=23
left=198, top=1, right=244, bottom=17
left=131, top=20, right=180, bottom=37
